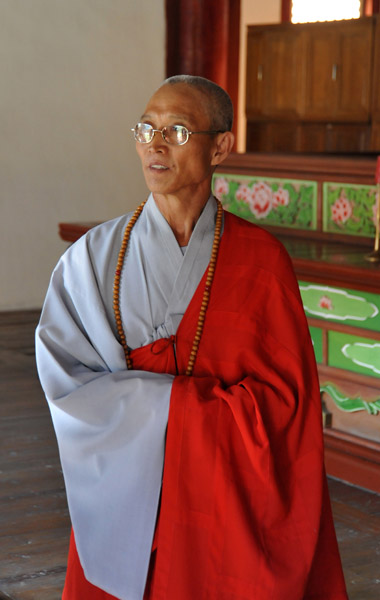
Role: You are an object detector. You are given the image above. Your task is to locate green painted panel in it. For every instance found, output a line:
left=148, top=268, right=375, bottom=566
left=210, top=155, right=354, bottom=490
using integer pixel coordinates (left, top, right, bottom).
left=309, top=326, right=323, bottom=364
left=323, top=181, right=377, bottom=238
left=328, top=330, right=380, bottom=378
left=321, top=383, right=380, bottom=415
left=299, top=281, right=380, bottom=332
left=212, top=173, right=318, bottom=230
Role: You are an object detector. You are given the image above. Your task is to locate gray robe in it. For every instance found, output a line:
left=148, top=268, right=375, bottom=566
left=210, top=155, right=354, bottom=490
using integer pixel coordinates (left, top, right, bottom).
left=35, top=194, right=219, bottom=600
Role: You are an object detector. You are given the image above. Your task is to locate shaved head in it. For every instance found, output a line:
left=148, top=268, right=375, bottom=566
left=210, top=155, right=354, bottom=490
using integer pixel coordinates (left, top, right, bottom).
left=160, top=75, right=233, bottom=132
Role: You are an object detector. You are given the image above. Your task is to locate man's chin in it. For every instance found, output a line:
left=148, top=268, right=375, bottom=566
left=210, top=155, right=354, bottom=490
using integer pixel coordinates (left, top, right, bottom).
left=144, top=179, right=173, bottom=196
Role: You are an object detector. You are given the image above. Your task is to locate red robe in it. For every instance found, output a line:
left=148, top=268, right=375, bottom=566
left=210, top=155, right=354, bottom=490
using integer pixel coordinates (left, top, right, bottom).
left=62, top=211, right=348, bottom=599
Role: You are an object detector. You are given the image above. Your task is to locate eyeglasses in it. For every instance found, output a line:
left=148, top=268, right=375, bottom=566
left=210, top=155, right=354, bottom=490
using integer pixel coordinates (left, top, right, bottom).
left=131, top=122, right=224, bottom=145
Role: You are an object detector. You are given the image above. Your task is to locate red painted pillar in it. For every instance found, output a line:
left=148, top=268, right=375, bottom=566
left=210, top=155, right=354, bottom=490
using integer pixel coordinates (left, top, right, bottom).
left=165, top=0, right=240, bottom=141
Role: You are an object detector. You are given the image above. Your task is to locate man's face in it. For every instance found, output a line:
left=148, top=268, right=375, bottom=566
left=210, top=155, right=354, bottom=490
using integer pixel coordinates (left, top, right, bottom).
left=135, top=83, right=219, bottom=201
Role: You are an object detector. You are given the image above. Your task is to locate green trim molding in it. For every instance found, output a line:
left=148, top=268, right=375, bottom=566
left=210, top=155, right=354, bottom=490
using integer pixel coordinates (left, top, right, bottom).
left=212, top=173, right=317, bottom=230
left=321, top=383, right=380, bottom=416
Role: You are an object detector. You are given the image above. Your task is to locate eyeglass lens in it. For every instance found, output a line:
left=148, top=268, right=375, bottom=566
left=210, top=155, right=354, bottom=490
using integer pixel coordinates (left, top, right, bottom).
left=133, top=123, right=189, bottom=145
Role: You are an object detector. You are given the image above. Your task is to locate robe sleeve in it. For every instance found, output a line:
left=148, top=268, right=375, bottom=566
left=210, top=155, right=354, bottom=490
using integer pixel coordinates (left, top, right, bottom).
left=35, top=239, right=173, bottom=600
left=152, top=232, right=348, bottom=600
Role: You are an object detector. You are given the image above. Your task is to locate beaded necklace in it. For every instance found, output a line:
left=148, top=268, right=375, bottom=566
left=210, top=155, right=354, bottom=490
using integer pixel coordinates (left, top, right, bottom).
left=113, top=198, right=223, bottom=375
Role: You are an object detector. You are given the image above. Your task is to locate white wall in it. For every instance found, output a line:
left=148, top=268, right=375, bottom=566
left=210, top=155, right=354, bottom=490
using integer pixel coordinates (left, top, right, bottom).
left=0, top=1, right=165, bottom=310
left=237, top=0, right=281, bottom=151
left=0, top=0, right=280, bottom=310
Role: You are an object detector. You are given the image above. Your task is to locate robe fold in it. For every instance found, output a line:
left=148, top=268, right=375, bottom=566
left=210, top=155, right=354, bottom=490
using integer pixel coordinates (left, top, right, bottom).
left=36, top=200, right=348, bottom=600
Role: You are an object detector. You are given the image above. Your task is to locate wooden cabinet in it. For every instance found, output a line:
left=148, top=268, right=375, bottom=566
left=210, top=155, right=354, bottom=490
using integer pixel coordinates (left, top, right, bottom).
left=371, top=16, right=380, bottom=146
left=246, top=27, right=304, bottom=119
left=302, top=20, right=373, bottom=121
left=245, top=31, right=264, bottom=117
left=246, top=17, right=378, bottom=153
left=246, top=121, right=371, bottom=153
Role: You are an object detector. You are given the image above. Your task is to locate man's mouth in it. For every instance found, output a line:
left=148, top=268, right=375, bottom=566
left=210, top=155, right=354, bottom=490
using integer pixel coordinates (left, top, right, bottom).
left=148, top=162, right=169, bottom=171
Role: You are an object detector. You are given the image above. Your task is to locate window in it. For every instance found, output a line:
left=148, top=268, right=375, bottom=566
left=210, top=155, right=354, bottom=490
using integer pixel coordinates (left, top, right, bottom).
left=290, top=0, right=362, bottom=23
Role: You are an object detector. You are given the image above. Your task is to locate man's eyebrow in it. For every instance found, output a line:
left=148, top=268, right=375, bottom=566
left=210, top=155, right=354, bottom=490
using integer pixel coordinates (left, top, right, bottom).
left=140, top=112, right=192, bottom=124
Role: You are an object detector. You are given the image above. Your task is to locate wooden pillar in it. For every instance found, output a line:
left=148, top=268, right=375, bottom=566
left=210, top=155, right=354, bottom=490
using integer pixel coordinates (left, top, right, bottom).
left=165, top=0, right=240, bottom=142
left=364, top=0, right=380, bottom=15
left=281, top=0, right=292, bottom=22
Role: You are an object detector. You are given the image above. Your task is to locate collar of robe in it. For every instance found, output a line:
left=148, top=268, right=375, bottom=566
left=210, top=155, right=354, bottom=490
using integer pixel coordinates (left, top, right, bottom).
left=113, top=198, right=223, bottom=375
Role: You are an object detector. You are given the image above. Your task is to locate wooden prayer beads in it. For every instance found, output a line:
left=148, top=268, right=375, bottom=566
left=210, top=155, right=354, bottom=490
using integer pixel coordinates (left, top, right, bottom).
left=113, top=199, right=223, bottom=375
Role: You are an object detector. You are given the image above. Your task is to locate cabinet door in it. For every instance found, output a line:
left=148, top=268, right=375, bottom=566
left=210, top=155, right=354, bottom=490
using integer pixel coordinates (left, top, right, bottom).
left=246, top=27, right=304, bottom=119
left=303, top=28, right=338, bottom=119
left=371, top=16, right=380, bottom=149
left=263, top=29, right=304, bottom=117
left=246, top=32, right=265, bottom=117
left=303, top=20, right=373, bottom=121
left=337, top=20, right=373, bottom=121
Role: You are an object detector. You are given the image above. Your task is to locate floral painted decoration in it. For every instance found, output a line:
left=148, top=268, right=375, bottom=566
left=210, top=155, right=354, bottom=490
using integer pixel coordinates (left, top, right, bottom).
left=319, top=295, right=333, bottom=310
left=331, top=192, right=353, bottom=224
left=323, top=182, right=377, bottom=237
left=213, top=174, right=317, bottom=230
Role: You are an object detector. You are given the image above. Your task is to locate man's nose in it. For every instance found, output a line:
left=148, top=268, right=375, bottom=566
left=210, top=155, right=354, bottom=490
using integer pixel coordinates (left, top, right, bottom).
left=148, top=130, right=167, bottom=150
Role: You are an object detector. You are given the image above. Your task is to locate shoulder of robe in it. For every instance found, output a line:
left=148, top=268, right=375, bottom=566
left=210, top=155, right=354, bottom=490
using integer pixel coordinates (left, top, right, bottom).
left=59, top=213, right=133, bottom=263
left=50, top=212, right=135, bottom=299
left=224, top=210, right=282, bottom=245
left=223, top=210, right=294, bottom=279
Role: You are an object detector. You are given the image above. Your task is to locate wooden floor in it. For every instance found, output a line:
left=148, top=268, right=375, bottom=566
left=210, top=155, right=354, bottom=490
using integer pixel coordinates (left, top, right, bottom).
left=0, top=310, right=379, bottom=600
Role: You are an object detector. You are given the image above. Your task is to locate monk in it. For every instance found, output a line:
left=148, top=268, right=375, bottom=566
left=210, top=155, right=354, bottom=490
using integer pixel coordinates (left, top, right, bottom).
left=36, top=75, right=348, bottom=599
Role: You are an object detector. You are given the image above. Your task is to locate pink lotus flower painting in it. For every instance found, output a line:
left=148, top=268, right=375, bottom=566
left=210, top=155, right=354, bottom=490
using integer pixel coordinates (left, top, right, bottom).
left=212, top=174, right=317, bottom=230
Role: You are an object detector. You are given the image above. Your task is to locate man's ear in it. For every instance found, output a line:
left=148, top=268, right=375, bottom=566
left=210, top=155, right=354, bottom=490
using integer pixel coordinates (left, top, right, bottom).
left=211, top=132, right=235, bottom=167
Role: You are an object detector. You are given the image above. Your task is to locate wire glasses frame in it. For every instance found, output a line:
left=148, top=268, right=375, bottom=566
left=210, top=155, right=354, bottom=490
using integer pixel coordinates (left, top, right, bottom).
left=131, top=122, right=224, bottom=145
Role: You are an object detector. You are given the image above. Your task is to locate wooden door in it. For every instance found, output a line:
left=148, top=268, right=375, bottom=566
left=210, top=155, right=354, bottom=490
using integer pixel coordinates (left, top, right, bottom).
left=302, top=27, right=338, bottom=119
left=264, top=28, right=304, bottom=117
left=371, top=16, right=380, bottom=148
left=336, top=19, right=373, bottom=120
left=246, top=25, right=304, bottom=119
left=303, top=19, right=373, bottom=121
left=246, top=31, right=265, bottom=117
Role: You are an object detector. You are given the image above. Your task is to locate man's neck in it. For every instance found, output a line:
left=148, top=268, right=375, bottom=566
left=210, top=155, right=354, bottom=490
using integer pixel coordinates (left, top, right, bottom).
left=153, top=191, right=211, bottom=246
